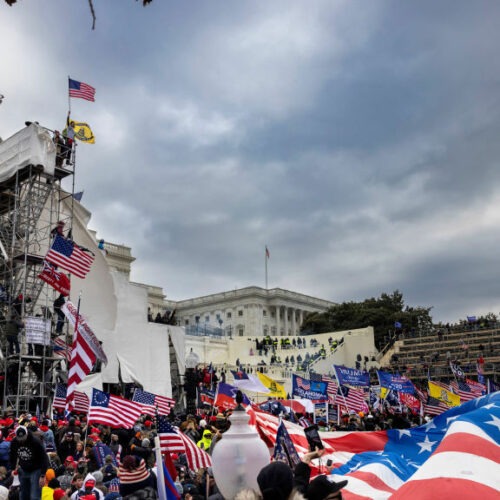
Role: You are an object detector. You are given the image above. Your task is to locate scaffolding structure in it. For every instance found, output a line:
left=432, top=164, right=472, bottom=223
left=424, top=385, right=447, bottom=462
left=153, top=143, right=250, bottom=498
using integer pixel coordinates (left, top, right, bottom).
left=0, top=123, right=75, bottom=416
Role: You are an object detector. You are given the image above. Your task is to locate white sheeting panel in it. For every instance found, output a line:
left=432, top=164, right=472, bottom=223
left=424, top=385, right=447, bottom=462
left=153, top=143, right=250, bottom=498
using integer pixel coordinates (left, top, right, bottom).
left=0, top=124, right=55, bottom=180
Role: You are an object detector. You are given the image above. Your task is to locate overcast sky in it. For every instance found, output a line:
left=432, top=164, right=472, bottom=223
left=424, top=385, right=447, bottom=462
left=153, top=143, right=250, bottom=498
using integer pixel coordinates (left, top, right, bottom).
left=1, top=1, right=500, bottom=323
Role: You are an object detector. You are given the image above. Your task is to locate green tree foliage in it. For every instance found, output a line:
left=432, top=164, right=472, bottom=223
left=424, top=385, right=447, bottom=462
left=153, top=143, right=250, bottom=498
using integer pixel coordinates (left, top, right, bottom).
left=300, top=290, right=433, bottom=349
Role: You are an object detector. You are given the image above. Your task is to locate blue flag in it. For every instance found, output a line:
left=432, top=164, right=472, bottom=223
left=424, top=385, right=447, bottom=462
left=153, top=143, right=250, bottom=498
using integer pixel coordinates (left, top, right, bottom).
left=377, top=370, right=415, bottom=394
left=273, top=420, right=301, bottom=468
left=334, top=365, right=370, bottom=387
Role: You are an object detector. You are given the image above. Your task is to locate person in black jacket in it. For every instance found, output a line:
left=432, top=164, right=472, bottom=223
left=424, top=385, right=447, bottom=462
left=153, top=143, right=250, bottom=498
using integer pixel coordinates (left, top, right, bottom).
left=9, top=426, right=49, bottom=500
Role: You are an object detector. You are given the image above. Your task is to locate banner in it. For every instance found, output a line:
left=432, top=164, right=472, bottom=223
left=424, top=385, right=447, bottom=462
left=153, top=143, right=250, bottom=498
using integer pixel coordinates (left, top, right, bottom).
left=62, top=301, right=107, bottom=363
left=24, top=316, right=51, bottom=345
left=292, top=375, right=328, bottom=401
left=334, top=365, right=370, bottom=387
left=428, top=381, right=460, bottom=407
left=377, top=370, right=415, bottom=394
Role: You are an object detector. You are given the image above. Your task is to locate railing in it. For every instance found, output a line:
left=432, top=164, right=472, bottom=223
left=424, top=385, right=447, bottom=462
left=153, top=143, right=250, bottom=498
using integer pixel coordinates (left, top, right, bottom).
left=185, top=324, right=225, bottom=338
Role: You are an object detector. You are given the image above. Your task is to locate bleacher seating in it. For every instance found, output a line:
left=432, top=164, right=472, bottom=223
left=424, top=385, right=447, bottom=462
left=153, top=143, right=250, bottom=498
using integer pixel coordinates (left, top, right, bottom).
left=382, top=324, right=500, bottom=382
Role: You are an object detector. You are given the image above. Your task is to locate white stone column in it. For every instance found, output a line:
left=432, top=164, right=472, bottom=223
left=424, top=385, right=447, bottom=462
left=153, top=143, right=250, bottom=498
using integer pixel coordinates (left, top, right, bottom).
left=276, top=305, right=280, bottom=336
left=284, top=307, right=288, bottom=336
left=291, top=308, right=296, bottom=335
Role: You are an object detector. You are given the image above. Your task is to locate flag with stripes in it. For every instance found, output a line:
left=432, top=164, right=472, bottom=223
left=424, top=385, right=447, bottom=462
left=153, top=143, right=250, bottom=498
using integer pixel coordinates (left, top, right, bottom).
left=66, top=328, right=96, bottom=413
left=45, top=235, right=94, bottom=279
left=88, top=388, right=142, bottom=428
left=132, top=389, right=175, bottom=416
left=52, top=336, right=72, bottom=361
left=53, top=383, right=89, bottom=413
left=450, top=380, right=476, bottom=402
left=336, top=385, right=367, bottom=412
left=69, top=78, right=96, bottom=102
left=254, top=393, right=500, bottom=499
left=157, top=415, right=212, bottom=470
left=467, top=378, right=486, bottom=397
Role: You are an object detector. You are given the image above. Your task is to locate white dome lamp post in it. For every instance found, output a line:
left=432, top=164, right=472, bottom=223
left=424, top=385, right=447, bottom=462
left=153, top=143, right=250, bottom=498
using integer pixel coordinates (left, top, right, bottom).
left=211, top=391, right=270, bottom=499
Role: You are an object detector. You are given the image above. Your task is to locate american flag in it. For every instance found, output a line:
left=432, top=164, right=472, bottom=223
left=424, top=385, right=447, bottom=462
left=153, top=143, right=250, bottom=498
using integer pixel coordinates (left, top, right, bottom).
left=45, top=235, right=94, bottom=279
left=336, top=385, right=367, bottom=412
left=255, top=393, right=500, bottom=499
left=66, top=328, right=96, bottom=413
left=157, top=415, right=212, bottom=470
left=296, top=377, right=310, bottom=391
left=132, top=389, right=175, bottom=416
left=88, top=389, right=142, bottom=428
left=467, top=378, right=486, bottom=397
left=53, top=383, right=89, bottom=413
left=68, top=78, right=96, bottom=102
left=52, top=336, right=72, bottom=361
left=157, top=415, right=185, bottom=453
left=450, top=380, right=476, bottom=402
left=321, top=375, right=339, bottom=403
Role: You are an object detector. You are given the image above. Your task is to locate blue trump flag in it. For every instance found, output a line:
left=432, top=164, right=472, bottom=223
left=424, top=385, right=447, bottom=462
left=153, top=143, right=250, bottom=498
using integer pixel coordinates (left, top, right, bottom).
left=273, top=420, right=301, bottom=468
left=333, top=365, right=370, bottom=387
left=377, top=370, right=415, bottom=394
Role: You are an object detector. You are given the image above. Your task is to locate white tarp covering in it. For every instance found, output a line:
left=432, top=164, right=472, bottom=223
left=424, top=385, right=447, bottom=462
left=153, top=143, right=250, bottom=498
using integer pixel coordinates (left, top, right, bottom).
left=0, top=123, right=55, bottom=181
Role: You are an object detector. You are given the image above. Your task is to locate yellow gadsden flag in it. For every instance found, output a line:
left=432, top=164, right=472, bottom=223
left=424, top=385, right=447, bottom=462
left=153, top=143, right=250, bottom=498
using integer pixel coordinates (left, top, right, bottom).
left=428, top=381, right=461, bottom=407
left=256, top=372, right=287, bottom=399
left=64, top=121, right=95, bottom=144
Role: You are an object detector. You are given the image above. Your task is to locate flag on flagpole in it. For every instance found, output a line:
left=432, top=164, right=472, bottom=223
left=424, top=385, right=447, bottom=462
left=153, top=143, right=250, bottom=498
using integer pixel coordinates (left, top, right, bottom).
left=69, top=78, right=96, bottom=101
left=88, top=388, right=142, bottom=428
left=51, top=336, right=72, bottom=361
left=132, top=389, right=175, bottom=416
left=38, top=260, right=70, bottom=296
left=45, top=235, right=94, bottom=279
left=66, top=326, right=96, bottom=413
left=72, top=121, right=95, bottom=144
left=256, top=372, right=286, bottom=398
left=157, top=415, right=211, bottom=470
left=265, top=246, right=270, bottom=259
left=53, top=383, right=89, bottom=413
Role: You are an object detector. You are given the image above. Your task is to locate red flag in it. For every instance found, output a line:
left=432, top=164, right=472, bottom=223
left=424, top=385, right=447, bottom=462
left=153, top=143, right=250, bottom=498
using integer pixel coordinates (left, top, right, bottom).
left=164, top=451, right=177, bottom=482
left=38, top=260, right=70, bottom=296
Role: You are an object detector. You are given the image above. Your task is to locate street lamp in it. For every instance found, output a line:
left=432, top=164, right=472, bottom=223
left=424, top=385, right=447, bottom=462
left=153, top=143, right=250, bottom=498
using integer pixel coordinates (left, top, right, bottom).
left=184, top=349, right=200, bottom=414
left=211, top=391, right=270, bottom=499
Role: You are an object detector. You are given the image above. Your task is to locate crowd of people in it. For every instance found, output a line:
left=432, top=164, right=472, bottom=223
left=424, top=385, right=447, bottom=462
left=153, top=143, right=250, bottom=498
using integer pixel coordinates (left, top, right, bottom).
left=0, top=401, right=364, bottom=500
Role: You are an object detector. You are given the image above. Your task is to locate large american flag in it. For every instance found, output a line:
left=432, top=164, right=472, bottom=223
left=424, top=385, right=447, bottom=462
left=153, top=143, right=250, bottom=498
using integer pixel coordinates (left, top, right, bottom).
left=88, top=388, right=142, bottom=428
left=255, top=393, right=500, bottom=499
left=132, top=389, right=175, bottom=416
left=45, top=235, right=94, bottom=279
left=157, top=415, right=212, bottom=470
left=53, top=383, right=89, bottom=413
left=68, top=78, right=96, bottom=102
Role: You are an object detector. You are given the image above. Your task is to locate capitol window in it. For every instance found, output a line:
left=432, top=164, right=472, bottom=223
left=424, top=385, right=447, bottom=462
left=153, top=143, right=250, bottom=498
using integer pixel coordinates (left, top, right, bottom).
left=227, top=312, right=232, bottom=319
left=238, top=310, right=243, bottom=317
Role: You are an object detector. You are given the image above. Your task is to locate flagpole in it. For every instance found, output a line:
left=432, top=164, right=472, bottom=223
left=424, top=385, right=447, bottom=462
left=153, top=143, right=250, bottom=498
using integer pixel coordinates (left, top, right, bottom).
left=265, top=246, right=268, bottom=289
left=65, top=291, right=82, bottom=416
left=68, top=75, right=71, bottom=114
left=333, top=367, right=350, bottom=414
